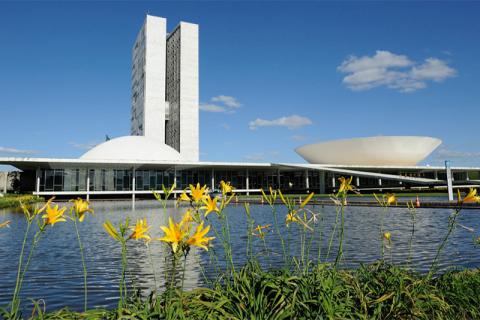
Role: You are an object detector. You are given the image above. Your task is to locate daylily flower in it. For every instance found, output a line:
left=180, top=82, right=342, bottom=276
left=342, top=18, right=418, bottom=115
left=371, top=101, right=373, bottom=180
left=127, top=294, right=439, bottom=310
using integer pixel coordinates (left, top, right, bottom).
left=383, top=232, right=391, bottom=242
left=186, top=221, right=215, bottom=251
left=189, top=183, right=208, bottom=203
left=42, top=202, right=67, bottom=226
left=285, top=210, right=299, bottom=224
left=338, top=176, right=356, bottom=195
left=253, top=224, right=271, bottom=239
left=0, top=220, right=10, bottom=228
left=201, top=195, right=220, bottom=217
left=461, top=188, right=480, bottom=204
left=179, top=209, right=194, bottom=229
left=386, top=193, right=397, bottom=206
left=220, top=181, right=234, bottom=195
left=129, top=218, right=151, bottom=242
left=178, top=192, right=191, bottom=202
left=70, top=198, right=94, bottom=222
left=159, top=217, right=187, bottom=254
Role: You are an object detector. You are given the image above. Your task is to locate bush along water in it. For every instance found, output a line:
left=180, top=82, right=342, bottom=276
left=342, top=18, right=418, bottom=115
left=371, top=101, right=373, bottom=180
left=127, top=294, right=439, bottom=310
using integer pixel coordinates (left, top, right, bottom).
left=0, top=179, right=480, bottom=319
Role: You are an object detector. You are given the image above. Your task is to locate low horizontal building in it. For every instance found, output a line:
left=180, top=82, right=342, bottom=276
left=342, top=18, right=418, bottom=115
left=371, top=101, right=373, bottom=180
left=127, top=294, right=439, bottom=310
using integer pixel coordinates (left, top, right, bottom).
left=0, top=157, right=479, bottom=199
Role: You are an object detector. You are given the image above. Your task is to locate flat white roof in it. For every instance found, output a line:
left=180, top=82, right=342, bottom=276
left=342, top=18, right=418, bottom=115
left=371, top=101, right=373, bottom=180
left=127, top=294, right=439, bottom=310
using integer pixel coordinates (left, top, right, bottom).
left=1, top=157, right=479, bottom=171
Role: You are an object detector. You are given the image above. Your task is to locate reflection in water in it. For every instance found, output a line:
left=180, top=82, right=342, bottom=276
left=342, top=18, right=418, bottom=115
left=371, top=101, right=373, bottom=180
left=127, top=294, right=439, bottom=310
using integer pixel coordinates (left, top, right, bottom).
left=0, top=200, right=479, bottom=313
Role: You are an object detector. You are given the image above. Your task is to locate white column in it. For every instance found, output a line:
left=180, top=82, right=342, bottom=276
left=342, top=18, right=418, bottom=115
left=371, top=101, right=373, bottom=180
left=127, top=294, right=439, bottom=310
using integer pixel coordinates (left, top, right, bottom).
left=35, top=168, right=40, bottom=194
left=305, top=170, right=309, bottom=193
left=332, top=176, right=336, bottom=188
left=173, top=168, right=177, bottom=199
left=466, top=171, right=470, bottom=181
left=434, top=170, right=438, bottom=180
left=86, top=170, right=90, bottom=202
left=211, top=168, right=215, bottom=190
left=378, top=178, right=382, bottom=186
left=445, top=161, right=454, bottom=201
left=3, top=172, right=8, bottom=194
left=132, top=167, right=136, bottom=210
left=356, top=176, right=360, bottom=187
left=246, top=169, right=250, bottom=196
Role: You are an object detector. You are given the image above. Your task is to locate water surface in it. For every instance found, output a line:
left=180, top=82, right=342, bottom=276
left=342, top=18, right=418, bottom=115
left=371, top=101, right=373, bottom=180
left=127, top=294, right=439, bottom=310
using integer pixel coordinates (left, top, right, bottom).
left=0, top=200, right=479, bottom=313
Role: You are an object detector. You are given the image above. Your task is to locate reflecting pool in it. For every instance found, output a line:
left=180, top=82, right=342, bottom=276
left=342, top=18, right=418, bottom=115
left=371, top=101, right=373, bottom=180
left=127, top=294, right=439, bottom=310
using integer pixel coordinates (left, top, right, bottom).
left=0, top=200, right=479, bottom=313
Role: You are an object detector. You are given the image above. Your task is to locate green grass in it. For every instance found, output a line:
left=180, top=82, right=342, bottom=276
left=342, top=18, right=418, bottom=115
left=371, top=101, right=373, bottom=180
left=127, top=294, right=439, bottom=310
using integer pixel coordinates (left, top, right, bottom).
left=18, top=262, right=480, bottom=320
left=0, top=195, right=43, bottom=209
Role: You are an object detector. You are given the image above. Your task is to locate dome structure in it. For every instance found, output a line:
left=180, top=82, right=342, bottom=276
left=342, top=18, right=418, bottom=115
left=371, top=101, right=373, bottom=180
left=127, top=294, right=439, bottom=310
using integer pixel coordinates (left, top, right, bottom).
left=295, top=136, right=442, bottom=166
left=80, top=136, right=181, bottom=161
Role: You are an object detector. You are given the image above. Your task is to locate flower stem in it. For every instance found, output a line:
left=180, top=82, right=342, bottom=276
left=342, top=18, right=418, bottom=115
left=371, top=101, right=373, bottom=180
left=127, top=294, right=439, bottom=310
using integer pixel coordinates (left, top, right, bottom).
left=334, top=204, right=345, bottom=268
left=429, top=209, right=461, bottom=278
left=74, top=219, right=88, bottom=312
left=11, top=220, right=32, bottom=316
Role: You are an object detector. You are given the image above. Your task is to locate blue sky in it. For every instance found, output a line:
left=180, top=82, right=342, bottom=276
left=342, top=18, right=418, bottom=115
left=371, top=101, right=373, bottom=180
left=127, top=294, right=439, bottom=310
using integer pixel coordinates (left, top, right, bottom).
left=0, top=1, right=479, bottom=166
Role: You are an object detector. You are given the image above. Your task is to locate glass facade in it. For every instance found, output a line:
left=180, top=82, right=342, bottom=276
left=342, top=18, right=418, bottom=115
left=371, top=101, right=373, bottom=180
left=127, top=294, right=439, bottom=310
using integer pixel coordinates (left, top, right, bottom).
left=36, top=167, right=478, bottom=194
left=39, top=168, right=253, bottom=192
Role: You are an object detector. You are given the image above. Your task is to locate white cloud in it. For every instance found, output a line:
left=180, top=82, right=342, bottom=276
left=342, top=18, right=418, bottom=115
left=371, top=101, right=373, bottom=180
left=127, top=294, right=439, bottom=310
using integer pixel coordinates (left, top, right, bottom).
left=290, top=134, right=306, bottom=142
left=199, top=103, right=227, bottom=113
left=249, top=115, right=312, bottom=130
left=338, top=50, right=456, bottom=92
left=200, top=95, right=242, bottom=113
left=221, top=123, right=231, bottom=130
left=410, top=58, right=456, bottom=82
left=69, top=141, right=99, bottom=150
left=0, top=146, right=38, bottom=155
left=433, top=147, right=480, bottom=159
left=243, top=153, right=266, bottom=161
left=243, top=151, right=280, bottom=161
left=211, top=95, right=242, bottom=108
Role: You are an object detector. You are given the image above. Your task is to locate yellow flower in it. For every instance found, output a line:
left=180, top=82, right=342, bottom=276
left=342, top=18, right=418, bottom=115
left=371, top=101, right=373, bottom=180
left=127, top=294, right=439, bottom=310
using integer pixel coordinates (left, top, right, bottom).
left=103, top=220, right=121, bottom=241
left=42, top=202, right=67, bottom=226
left=129, top=218, right=151, bottom=242
left=220, top=180, right=234, bottom=195
left=253, top=224, right=271, bottom=239
left=70, top=198, right=94, bottom=222
left=0, top=220, right=10, bottom=228
left=462, top=188, right=480, bottom=203
left=186, top=221, right=215, bottom=251
left=338, top=176, right=355, bottom=194
left=383, top=232, right=392, bottom=242
left=179, top=209, right=194, bottom=229
left=159, top=217, right=187, bottom=253
left=285, top=210, right=299, bottom=224
left=386, top=193, right=397, bottom=206
left=189, top=183, right=208, bottom=203
left=178, top=192, right=191, bottom=202
left=201, top=195, right=220, bottom=217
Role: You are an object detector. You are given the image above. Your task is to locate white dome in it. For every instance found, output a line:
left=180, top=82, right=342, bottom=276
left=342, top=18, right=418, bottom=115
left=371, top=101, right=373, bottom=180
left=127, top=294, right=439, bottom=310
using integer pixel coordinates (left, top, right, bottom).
left=295, top=136, right=442, bottom=166
left=80, top=136, right=181, bottom=161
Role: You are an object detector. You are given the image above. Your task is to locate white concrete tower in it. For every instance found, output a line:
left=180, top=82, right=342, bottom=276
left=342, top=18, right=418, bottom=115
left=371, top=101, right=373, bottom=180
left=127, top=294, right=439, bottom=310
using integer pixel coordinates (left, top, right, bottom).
left=131, top=15, right=167, bottom=141
left=131, top=15, right=199, bottom=162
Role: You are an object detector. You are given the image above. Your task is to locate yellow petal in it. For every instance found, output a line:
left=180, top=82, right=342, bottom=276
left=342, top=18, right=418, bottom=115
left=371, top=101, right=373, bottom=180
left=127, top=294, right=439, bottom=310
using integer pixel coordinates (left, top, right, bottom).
left=300, top=192, right=315, bottom=208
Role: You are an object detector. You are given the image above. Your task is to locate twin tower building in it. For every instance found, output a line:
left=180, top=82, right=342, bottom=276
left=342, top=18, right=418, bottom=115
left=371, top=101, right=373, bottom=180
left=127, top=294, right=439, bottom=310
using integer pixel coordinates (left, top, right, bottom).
left=82, top=15, right=199, bottom=162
